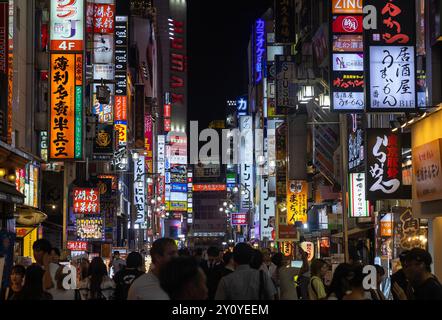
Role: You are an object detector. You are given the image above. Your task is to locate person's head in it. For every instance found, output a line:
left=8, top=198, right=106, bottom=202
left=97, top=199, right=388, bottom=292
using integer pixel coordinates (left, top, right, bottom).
left=150, top=238, right=178, bottom=270
left=32, top=239, right=52, bottom=266
left=50, top=247, right=61, bottom=264
left=114, top=251, right=120, bottom=259
left=374, top=264, right=385, bottom=286
left=20, top=264, right=45, bottom=299
left=88, top=257, right=108, bottom=298
left=327, top=263, right=353, bottom=300
left=207, top=246, right=220, bottom=262
left=223, top=251, right=234, bottom=266
left=159, top=257, right=208, bottom=300
left=262, top=248, right=271, bottom=263
left=310, top=258, right=328, bottom=277
left=250, top=249, right=263, bottom=269
left=79, top=259, right=90, bottom=280
left=346, top=264, right=365, bottom=292
left=126, top=252, right=143, bottom=270
left=10, top=265, right=26, bottom=287
left=271, top=252, right=284, bottom=268
left=233, top=243, right=253, bottom=266
left=403, top=248, right=433, bottom=284
left=399, top=250, right=410, bottom=266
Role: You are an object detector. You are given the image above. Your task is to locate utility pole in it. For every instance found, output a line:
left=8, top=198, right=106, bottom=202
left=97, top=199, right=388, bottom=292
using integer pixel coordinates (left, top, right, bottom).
left=339, top=114, right=349, bottom=262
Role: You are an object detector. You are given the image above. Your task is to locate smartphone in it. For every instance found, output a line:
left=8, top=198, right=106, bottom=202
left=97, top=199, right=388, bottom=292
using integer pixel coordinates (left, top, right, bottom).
left=291, top=260, right=303, bottom=268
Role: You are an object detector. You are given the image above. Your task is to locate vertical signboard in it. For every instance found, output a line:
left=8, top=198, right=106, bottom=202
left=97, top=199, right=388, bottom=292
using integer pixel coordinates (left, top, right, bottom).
left=286, top=180, right=308, bottom=224
left=348, top=113, right=364, bottom=172
left=260, top=176, right=275, bottom=241
left=274, top=0, right=295, bottom=44
left=145, top=115, right=153, bottom=173
left=330, top=0, right=364, bottom=112
left=240, top=116, right=254, bottom=211
left=348, top=173, right=370, bottom=217
left=275, top=55, right=296, bottom=108
left=134, top=156, right=145, bottom=224
left=365, top=0, right=417, bottom=112
left=366, top=129, right=404, bottom=200
left=255, top=19, right=265, bottom=84
left=49, top=53, right=82, bottom=160
left=50, top=0, right=84, bottom=51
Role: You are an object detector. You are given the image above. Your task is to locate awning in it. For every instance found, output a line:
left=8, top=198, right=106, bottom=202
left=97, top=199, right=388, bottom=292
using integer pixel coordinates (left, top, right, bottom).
left=331, top=226, right=374, bottom=238
left=0, top=180, right=25, bottom=204
left=15, top=205, right=48, bottom=226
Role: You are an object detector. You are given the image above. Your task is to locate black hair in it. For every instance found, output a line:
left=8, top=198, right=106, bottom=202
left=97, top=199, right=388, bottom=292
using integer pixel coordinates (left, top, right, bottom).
left=126, top=252, right=143, bottom=269
left=150, top=238, right=176, bottom=264
left=250, top=249, right=263, bottom=269
left=207, top=246, right=220, bottom=258
left=51, top=247, right=61, bottom=257
left=233, top=243, right=253, bottom=265
left=178, top=248, right=191, bottom=256
left=15, top=265, right=47, bottom=300
left=310, top=259, right=328, bottom=276
left=114, top=251, right=120, bottom=255
left=327, top=263, right=353, bottom=300
left=88, top=257, right=108, bottom=299
left=271, top=252, right=284, bottom=268
left=223, top=251, right=233, bottom=265
left=347, top=264, right=365, bottom=289
left=195, top=248, right=203, bottom=256
left=374, top=264, right=385, bottom=277
left=32, top=239, right=52, bottom=254
left=159, top=256, right=202, bottom=300
left=11, top=264, right=26, bottom=277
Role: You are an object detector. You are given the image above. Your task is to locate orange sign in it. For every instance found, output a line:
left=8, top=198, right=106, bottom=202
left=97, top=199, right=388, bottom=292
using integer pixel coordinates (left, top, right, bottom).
left=115, top=96, right=127, bottom=121
left=281, top=241, right=293, bottom=257
left=332, top=0, right=363, bottom=14
left=114, top=122, right=127, bottom=145
left=287, top=180, right=308, bottom=224
left=50, top=54, right=76, bottom=159
left=412, top=139, right=442, bottom=202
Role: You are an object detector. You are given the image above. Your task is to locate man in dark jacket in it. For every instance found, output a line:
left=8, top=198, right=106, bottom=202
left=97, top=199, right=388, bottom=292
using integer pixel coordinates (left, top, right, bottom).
left=113, top=252, right=144, bottom=300
left=200, top=246, right=224, bottom=300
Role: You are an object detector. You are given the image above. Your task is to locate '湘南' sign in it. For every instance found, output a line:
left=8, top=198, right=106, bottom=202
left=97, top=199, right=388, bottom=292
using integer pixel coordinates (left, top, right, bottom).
left=73, top=188, right=100, bottom=214
left=366, top=129, right=404, bottom=200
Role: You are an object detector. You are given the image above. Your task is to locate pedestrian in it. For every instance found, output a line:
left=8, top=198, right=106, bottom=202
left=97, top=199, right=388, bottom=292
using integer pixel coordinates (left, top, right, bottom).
left=32, top=239, right=57, bottom=290
left=342, top=264, right=370, bottom=300
left=193, top=248, right=203, bottom=264
left=200, top=246, right=224, bottom=300
left=50, top=247, right=61, bottom=264
left=78, top=257, right=115, bottom=300
left=250, top=249, right=263, bottom=270
left=48, top=265, right=76, bottom=300
left=1, top=265, right=26, bottom=300
left=49, top=247, right=62, bottom=287
left=127, top=238, right=178, bottom=300
left=78, top=258, right=90, bottom=283
left=390, top=250, right=413, bottom=300
left=278, top=249, right=309, bottom=300
left=215, top=243, right=277, bottom=300
left=113, top=251, right=144, bottom=300
left=111, top=251, right=126, bottom=277
left=178, top=248, right=191, bottom=256
left=13, top=264, right=52, bottom=300
left=270, top=252, right=284, bottom=291
left=159, top=256, right=208, bottom=300
left=326, top=263, right=353, bottom=300
left=260, top=248, right=277, bottom=279
left=308, top=259, right=328, bottom=300
left=369, top=265, right=387, bottom=300
left=220, top=251, right=235, bottom=277
left=393, top=248, right=442, bottom=300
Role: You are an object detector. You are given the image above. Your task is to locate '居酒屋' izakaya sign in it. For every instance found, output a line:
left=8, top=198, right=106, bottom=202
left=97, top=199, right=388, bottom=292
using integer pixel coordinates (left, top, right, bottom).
left=364, top=0, right=417, bottom=112
left=330, top=0, right=365, bottom=112
left=366, top=129, right=405, bottom=200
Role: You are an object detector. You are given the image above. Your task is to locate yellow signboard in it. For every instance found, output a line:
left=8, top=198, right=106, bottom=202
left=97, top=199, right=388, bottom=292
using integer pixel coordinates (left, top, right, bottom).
left=287, top=180, right=308, bottom=224
left=16, top=227, right=38, bottom=263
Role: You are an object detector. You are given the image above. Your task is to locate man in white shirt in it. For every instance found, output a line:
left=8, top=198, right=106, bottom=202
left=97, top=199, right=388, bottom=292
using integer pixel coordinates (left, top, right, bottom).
left=127, top=238, right=178, bottom=300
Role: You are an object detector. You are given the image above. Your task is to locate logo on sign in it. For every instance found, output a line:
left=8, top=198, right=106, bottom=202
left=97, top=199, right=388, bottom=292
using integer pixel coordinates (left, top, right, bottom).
left=56, top=0, right=78, bottom=18
left=342, top=16, right=358, bottom=32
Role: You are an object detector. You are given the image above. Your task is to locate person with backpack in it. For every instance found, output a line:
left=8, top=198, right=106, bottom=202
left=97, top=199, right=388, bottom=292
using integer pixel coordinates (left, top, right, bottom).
left=393, top=248, right=442, bottom=300
left=78, top=257, right=115, bottom=300
left=308, top=259, right=328, bottom=300
left=113, top=252, right=144, bottom=300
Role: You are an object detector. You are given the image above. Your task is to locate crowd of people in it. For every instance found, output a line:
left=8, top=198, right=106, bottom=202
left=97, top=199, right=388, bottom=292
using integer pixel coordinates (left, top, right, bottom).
left=1, top=237, right=442, bottom=300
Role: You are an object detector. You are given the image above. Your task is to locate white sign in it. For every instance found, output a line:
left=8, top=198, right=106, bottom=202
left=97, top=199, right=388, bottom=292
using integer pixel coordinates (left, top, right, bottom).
left=369, top=46, right=416, bottom=110
left=240, top=116, right=254, bottom=211
left=134, top=156, right=145, bottom=224
left=50, top=0, right=84, bottom=51
left=170, top=192, right=188, bottom=202
left=260, top=176, right=275, bottom=240
left=158, top=135, right=165, bottom=175
left=333, top=92, right=364, bottom=110
left=332, top=53, right=364, bottom=71
left=93, top=64, right=115, bottom=80
left=349, top=173, right=369, bottom=217
left=93, top=34, right=114, bottom=64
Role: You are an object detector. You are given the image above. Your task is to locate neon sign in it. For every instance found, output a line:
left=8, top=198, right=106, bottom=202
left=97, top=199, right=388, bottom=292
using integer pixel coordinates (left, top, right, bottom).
left=255, top=19, right=265, bottom=83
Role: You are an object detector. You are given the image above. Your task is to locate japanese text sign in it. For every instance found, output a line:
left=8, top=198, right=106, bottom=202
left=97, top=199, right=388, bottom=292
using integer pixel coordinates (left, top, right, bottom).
left=133, top=156, right=145, bottom=224
left=274, top=0, right=295, bottom=44
left=93, top=3, right=115, bottom=34
left=73, top=188, right=100, bottom=214
left=286, top=180, right=308, bottom=224
left=412, top=139, right=442, bottom=202
left=67, top=241, right=87, bottom=251
left=366, top=129, right=404, bottom=200
left=349, top=173, right=370, bottom=217
left=231, top=213, right=248, bottom=226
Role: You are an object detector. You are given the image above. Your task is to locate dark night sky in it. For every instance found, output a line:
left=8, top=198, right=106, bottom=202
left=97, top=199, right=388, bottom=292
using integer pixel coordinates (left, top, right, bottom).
left=187, top=0, right=272, bottom=128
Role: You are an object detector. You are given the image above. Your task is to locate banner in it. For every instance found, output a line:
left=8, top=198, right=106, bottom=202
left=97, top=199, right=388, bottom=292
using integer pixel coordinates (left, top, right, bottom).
left=365, top=0, right=417, bottom=112
left=286, top=180, right=308, bottom=224
left=366, top=129, right=404, bottom=200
